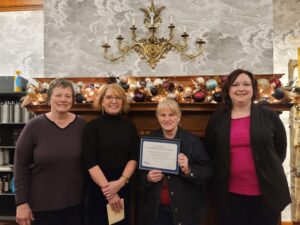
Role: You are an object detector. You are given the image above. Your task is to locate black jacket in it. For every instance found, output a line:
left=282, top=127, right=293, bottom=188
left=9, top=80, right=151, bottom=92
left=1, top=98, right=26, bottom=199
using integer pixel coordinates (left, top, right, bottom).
left=205, top=104, right=291, bottom=213
left=139, top=127, right=212, bottom=225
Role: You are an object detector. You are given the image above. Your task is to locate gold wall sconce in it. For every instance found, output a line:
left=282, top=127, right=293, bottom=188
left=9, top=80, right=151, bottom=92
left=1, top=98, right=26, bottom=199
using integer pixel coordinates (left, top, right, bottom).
left=101, top=0, right=206, bottom=69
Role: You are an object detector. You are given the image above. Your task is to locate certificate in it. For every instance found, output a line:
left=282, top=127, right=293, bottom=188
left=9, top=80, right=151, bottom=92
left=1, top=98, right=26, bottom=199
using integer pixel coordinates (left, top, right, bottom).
left=139, top=137, right=180, bottom=174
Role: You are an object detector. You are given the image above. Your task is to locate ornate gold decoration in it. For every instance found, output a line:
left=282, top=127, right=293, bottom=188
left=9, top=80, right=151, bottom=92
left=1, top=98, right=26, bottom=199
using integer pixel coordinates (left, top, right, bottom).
left=101, top=0, right=205, bottom=69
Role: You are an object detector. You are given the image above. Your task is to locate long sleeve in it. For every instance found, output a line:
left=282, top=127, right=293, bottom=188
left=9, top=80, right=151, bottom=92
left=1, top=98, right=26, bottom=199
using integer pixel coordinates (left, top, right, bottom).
left=183, top=137, right=212, bottom=185
left=271, top=111, right=287, bottom=162
left=14, top=121, right=35, bottom=206
left=204, top=110, right=219, bottom=159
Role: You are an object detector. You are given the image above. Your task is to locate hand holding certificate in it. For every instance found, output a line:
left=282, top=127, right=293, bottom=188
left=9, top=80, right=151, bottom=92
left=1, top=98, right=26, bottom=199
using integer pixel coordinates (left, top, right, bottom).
left=139, top=137, right=180, bottom=174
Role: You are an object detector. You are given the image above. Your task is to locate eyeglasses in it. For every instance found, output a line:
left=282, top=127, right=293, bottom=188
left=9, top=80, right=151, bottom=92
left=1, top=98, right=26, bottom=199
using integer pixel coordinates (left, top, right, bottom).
left=104, top=95, right=123, bottom=101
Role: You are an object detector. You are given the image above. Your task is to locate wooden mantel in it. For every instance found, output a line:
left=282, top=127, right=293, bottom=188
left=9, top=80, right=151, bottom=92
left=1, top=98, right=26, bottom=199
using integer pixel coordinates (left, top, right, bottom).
left=0, top=0, right=43, bottom=12
left=27, top=102, right=293, bottom=138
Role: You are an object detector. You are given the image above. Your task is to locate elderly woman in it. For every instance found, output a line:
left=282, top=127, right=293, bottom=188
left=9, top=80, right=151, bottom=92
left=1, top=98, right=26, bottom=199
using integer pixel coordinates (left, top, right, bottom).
left=82, top=83, right=139, bottom=225
left=205, top=69, right=291, bottom=225
left=14, top=78, right=87, bottom=225
left=139, top=98, right=212, bottom=225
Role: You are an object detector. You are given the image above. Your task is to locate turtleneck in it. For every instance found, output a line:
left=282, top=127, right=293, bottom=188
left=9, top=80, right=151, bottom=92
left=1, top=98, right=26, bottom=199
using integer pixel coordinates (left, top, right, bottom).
left=102, top=111, right=121, bottom=121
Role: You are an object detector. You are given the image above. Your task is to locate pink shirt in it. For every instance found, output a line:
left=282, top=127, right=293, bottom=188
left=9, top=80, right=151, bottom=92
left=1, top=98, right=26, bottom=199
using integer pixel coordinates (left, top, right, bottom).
left=228, top=116, right=262, bottom=196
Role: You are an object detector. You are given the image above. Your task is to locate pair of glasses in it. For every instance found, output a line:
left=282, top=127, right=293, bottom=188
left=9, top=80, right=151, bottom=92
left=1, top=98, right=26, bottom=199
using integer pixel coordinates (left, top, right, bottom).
left=104, top=95, right=123, bottom=101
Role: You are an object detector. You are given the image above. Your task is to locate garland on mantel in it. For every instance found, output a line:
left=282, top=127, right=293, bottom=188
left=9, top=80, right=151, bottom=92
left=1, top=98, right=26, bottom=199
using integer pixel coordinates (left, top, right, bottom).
left=23, top=75, right=300, bottom=106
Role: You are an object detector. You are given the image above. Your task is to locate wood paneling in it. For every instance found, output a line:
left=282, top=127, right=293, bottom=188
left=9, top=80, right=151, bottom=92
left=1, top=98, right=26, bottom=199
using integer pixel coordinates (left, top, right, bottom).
left=0, top=0, right=43, bottom=12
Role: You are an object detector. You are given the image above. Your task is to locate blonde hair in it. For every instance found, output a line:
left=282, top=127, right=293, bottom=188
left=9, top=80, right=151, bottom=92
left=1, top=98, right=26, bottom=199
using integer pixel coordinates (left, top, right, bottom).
left=156, top=98, right=181, bottom=117
left=94, top=83, right=129, bottom=114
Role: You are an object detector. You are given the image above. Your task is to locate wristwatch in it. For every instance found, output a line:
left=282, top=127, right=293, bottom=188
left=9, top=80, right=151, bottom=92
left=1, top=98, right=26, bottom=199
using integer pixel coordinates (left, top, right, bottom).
left=121, top=174, right=129, bottom=184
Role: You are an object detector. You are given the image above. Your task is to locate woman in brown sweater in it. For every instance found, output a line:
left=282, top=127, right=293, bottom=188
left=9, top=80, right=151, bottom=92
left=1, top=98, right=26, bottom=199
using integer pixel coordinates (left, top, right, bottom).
left=14, top=78, right=86, bottom=225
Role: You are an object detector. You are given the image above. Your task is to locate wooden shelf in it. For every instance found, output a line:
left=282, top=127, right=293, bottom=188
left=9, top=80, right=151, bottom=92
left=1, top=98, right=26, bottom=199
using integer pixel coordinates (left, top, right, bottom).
left=0, top=0, right=42, bottom=12
left=26, top=102, right=293, bottom=114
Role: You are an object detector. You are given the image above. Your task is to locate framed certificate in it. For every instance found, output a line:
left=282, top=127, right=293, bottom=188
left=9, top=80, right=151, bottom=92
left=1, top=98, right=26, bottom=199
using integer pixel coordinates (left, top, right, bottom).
left=139, top=137, right=181, bottom=174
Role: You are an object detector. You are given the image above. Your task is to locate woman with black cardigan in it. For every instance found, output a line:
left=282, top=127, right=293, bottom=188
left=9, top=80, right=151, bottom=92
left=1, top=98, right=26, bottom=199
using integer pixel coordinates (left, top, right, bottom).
left=205, top=69, right=291, bottom=225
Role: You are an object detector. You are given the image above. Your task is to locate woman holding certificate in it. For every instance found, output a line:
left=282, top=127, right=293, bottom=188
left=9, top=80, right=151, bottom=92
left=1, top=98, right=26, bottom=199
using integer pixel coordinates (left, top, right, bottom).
left=82, top=83, right=139, bottom=225
left=140, top=98, right=212, bottom=225
left=205, top=69, right=291, bottom=225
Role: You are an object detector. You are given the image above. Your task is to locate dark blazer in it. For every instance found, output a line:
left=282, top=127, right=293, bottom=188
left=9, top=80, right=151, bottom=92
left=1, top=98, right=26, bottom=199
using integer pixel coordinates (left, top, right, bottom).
left=205, top=104, right=291, bottom=213
left=139, top=127, right=212, bottom=225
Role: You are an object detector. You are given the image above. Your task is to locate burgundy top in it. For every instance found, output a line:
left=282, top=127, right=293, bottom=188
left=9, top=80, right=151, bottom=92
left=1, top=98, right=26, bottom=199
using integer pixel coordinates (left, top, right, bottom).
left=160, top=178, right=171, bottom=205
left=228, top=116, right=262, bottom=196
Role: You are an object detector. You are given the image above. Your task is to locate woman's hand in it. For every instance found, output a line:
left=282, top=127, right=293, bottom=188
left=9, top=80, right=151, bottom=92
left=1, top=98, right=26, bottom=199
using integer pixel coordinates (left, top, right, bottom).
left=102, top=179, right=124, bottom=199
left=108, top=193, right=124, bottom=213
left=147, top=170, right=164, bottom=183
left=178, top=153, right=191, bottom=175
left=16, top=203, right=34, bottom=225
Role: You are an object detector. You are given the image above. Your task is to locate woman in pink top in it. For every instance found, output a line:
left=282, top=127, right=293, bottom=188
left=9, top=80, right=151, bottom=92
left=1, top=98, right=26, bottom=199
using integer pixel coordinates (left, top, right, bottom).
left=205, top=69, right=291, bottom=225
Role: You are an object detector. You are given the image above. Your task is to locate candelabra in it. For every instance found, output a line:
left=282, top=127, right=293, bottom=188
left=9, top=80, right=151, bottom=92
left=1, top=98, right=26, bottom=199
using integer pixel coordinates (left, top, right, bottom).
left=102, top=0, right=206, bottom=69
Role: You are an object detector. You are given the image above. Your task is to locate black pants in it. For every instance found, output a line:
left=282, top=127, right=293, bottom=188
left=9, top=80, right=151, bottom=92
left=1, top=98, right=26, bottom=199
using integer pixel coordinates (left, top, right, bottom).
left=219, top=193, right=279, bottom=225
left=145, top=205, right=175, bottom=225
left=32, top=204, right=84, bottom=225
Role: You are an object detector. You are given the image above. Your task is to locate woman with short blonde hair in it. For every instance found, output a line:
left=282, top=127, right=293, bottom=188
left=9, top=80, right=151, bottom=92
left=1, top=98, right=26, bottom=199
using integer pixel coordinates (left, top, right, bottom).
left=140, top=98, right=211, bottom=225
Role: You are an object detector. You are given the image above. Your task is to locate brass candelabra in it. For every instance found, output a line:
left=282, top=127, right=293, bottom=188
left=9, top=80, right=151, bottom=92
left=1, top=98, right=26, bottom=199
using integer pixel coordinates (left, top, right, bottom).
left=101, top=0, right=206, bottom=69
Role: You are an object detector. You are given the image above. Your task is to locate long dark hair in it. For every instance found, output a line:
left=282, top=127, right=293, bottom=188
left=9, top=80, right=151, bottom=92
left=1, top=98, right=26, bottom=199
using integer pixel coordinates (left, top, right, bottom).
left=221, top=69, right=258, bottom=111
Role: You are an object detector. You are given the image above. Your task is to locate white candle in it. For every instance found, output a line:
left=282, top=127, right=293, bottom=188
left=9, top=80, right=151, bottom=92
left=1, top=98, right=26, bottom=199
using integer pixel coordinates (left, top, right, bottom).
left=104, top=35, right=108, bottom=43
left=150, top=12, right=155, bottom=25
left=183, top=25, right=187, bottom=33
left=132, top=16, right=135, bottom=26
left=170, top=16, right=173, bottom=24
left=118, top=27, right=122, bottom=36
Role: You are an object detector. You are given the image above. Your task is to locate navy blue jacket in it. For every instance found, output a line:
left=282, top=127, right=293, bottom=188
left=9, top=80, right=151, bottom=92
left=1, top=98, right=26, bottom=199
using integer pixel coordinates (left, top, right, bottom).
left=139, top=127, right=212, bottom=225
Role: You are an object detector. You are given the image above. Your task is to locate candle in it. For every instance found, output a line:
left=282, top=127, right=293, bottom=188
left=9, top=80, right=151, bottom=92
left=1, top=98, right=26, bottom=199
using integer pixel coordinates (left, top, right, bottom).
left=183, top=25, right=187, bottom=33
left=170, top=16, right=173, bottom=24
left=150, top=12, right=155, bottom=25
left=104, top=35, right=108, bottom=43
left=132, top=16, right=135, bottom=26
left=118, top=27, right=122, bottom=36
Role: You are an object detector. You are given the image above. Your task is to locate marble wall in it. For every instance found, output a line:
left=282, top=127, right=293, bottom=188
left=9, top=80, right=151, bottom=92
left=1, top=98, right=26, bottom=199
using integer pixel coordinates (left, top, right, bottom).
left=273, top=0, right=300, bottom=83
left=43, top=0, right=274, bottom=77
left=0, top=11, right=43, bottom=79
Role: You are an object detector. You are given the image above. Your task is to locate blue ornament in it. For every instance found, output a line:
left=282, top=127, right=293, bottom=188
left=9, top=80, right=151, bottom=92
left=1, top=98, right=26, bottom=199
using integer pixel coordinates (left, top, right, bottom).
left=272, top=88, right=285, bottom=100
left=75, top=93, right=86, bottom=103
left=213, top=91, right=222, bottom=103
left=150, top=87, right=158, bottom=96
left=205, top=79, right=218, bottom=90
left=120, top=82, right=129, bottom=90
left=177, top=85, right=184, bottom=92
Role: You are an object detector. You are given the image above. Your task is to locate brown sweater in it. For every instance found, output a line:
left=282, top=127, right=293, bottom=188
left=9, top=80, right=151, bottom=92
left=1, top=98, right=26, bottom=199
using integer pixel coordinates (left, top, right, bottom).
left=14, top=114, right=86, bottom=212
